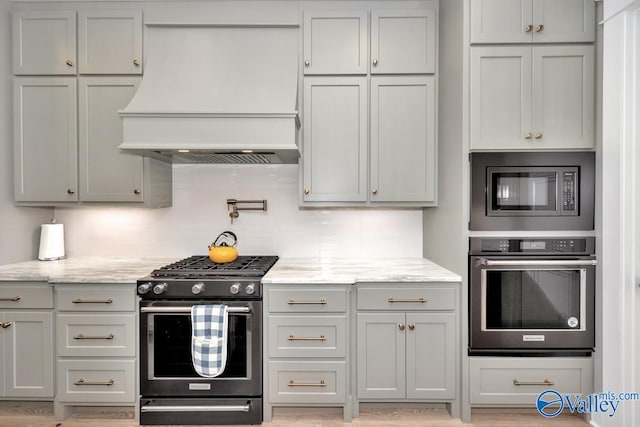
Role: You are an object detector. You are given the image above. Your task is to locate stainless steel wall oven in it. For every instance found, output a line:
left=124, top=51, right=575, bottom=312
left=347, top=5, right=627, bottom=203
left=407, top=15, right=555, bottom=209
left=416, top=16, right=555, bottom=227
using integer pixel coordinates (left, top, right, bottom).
left=470, top=151, right=595, bottom=231
left=469, top=237, right=595, bottom=355
left=137, top=256, right=278, bottom=425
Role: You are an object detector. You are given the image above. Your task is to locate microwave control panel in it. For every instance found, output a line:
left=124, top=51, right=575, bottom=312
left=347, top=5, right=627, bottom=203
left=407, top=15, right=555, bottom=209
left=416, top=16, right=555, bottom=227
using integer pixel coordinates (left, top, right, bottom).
left=562, top=171, right=577, bottom=212
left=472, top=237, right=594, bottom=255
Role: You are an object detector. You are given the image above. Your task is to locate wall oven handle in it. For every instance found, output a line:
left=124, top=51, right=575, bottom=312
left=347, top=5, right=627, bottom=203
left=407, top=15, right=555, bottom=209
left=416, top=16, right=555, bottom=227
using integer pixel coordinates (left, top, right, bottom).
left=478, top=258, right=597, bottom=267
left=513, top=378, right=554, bottom=386
left=140, top=306, right=250, bottom=313
left=140, top=405, right=250, bottom=413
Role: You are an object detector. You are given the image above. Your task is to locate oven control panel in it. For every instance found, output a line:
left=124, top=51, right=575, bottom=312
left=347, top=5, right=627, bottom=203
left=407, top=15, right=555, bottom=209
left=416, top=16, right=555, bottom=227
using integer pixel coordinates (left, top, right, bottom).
left=136, top=278, right=262, bottom=299
left=470, top=237, right=594, bottom=255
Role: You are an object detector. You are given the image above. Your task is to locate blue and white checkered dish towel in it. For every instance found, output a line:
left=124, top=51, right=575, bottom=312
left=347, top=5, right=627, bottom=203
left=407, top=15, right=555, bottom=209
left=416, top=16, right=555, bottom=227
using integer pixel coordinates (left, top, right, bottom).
left=191, top=304, right=228, bottom=378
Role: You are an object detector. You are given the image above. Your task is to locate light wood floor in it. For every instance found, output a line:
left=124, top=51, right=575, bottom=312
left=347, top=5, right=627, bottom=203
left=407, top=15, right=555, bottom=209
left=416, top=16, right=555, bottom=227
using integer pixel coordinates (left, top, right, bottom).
left=0, top=402, right=589, bottom=427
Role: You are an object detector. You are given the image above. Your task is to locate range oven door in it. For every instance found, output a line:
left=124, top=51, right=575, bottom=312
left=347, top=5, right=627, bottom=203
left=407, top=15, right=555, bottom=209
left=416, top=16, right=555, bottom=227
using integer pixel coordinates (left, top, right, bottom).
left=139, top=300, right=261, bottom=397
left=469, top=257, right=595, bottom=354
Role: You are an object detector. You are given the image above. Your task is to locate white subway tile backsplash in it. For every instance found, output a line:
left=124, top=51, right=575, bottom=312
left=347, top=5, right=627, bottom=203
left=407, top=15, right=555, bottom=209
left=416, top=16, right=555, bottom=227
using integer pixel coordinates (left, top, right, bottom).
left=55, top=165, right=423, bottom=258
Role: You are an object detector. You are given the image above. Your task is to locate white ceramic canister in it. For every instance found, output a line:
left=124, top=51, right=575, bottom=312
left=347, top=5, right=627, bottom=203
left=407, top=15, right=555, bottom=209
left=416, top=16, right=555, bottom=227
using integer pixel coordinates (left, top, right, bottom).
left=38, top=222, right=66, bottom=261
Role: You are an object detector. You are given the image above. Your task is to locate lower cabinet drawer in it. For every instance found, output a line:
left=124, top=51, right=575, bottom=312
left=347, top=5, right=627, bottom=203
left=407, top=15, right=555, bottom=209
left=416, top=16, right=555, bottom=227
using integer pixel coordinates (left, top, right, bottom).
left=268, top=315, right=346, bottom=358
left=56, top=314, right=135, bottom=357
left=268, top=361, right=346, bottom=404
left=357, top=286, right=456, bottom=311
left=57, top=359, right=135, bottom=403
left=470, top=357, right=593, bottom=405
left=56, top=285, right=135, bottom=312
left=0, top=283, right=53, bottom=308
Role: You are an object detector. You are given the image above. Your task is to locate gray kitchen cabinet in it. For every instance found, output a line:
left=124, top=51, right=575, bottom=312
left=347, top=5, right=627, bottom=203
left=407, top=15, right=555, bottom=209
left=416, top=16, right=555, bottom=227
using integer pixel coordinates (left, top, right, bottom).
left=78, top=10, right=143, bottom=74
left=0, top=283, right=54, bottom=399
left=14, top=77, right=78, bottom=202
left=370, top=9, right=437, bottom=74
left=355, top=284, right=457, bottom=408
left=471, top=0, right=595, bottom=44
left=469, top=357, right=593, bottom=406
left=264, top=285, right=351, bottom=422
left=12, top=10, right=77, bottom=75
left=303, top=10, right=367, bottom=75
left=302, top=77, right=368, bottom=202
left=470, top=45, right=594, bottom=150
left=370, top=76, right=436, bottom=203
left=54, top=284, right=138, bottom=419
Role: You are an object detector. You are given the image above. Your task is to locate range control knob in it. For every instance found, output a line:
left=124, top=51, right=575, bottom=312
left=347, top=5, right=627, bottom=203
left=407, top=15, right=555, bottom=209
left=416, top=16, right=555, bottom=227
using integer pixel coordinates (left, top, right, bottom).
left=192, top=282, right=205, bottom=295
left=230, top=283, right=241, bottom=295
left=137, top=282, right=153, bottom=294
left=245, top=283, right=256, bottom=295
left=153, top=283, right=168, bottom=295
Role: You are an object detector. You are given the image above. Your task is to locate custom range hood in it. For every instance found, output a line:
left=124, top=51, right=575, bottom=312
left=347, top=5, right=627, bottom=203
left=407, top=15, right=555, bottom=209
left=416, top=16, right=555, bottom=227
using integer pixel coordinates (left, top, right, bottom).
left=119, top=23, right=300, bottom=164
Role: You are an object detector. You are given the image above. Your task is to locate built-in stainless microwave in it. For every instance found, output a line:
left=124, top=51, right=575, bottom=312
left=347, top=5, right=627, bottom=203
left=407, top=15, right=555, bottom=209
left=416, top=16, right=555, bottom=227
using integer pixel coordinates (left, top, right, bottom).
left=470, top=152, right=595, bottom=231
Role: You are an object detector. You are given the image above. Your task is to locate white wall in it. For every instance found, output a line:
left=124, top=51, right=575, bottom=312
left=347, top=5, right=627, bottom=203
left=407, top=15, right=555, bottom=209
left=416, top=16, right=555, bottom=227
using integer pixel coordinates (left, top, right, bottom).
left=55, top=164, right=424, bottom=258
left=0, top=0, right=53, bottom=264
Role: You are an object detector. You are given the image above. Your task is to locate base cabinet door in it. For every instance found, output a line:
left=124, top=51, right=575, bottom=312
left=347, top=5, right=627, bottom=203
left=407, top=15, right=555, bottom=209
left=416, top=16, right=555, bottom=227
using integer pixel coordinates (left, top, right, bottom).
left=3, top=311, right=54, bottom=398
left=406, top=312, right=455, bottom=399
left=356, top=312, right=405, bottom=399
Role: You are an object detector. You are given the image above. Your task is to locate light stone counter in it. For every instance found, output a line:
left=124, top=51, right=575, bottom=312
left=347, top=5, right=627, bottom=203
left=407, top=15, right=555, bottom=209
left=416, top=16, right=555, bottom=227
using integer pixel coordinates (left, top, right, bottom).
left=262, top=257, right=461, bottom=284
left=0, top=257, right=175, bottom=284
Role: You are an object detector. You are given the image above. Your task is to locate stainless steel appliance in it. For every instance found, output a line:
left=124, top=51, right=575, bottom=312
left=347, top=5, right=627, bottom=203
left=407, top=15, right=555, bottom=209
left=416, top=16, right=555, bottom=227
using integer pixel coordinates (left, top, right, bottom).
left=469, top=237, right=596, bottom=355
left=470, top=151, right=595, bottom=230
left=137, top=255, right=278, bottom=425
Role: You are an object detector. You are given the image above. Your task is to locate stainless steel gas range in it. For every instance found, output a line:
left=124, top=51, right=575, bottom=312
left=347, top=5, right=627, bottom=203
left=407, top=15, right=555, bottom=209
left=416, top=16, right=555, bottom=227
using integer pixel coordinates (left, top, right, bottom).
left=137, top=255, right=278, bottom=425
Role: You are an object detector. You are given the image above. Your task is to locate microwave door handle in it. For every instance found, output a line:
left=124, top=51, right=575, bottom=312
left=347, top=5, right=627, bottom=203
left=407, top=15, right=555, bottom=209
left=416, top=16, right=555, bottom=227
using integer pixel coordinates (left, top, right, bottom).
left=140, top=306, right=251, bottom=313
left=480, top=259, right=597, bottom=267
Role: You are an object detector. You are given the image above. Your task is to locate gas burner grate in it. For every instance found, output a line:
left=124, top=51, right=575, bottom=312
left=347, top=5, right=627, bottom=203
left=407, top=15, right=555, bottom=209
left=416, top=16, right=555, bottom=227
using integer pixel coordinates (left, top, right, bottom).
left=150, top=255, right=278, bottom=278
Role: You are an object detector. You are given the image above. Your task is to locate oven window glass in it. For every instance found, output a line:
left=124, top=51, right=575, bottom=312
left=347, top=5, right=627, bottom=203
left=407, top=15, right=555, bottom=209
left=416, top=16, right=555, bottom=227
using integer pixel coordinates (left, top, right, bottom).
left=152, top=314, right=249, bottom=378
left=491, top=172, right=557, bottom=211
left=485, top=269, right=581, bottom=329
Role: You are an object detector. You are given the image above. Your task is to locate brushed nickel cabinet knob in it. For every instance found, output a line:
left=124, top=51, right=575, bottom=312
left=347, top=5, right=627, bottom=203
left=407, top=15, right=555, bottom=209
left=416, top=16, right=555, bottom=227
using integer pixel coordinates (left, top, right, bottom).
left=133, top=59, right=140, bottom=66
left=372, top=59, right=378, bottom=66
left=372, top=188, right=378, bottom=195
left=398, top=323, right=405, bottom=331
left=525, top=24, right=533, bottom=33
left=535, top=132, right=543, bottom=139
left=408, top=323, right=415, bottom=331
left=67, top=189, right=75, bottom=194
left=525, top=132, right=533, bottom=139
left=65, top=60, right=74, bottom=67
left=304, top=188, right=310, bottom=195
left=134, top=189, right=141, bottom=195
left=536, top=24, right=544, bottom=32
left=304, top=60, right=310, bottom=67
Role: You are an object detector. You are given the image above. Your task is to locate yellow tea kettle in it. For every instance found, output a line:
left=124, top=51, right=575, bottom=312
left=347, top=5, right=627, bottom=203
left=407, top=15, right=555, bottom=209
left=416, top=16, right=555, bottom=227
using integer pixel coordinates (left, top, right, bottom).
left=208, top=231, right=238, bottom=263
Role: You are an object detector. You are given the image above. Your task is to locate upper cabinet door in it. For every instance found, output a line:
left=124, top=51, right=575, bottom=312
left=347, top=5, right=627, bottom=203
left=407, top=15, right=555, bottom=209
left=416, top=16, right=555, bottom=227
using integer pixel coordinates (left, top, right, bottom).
left=13, top=11, right=77, bottom=75
left=470, top=47, right=533, bottom=150
left=14, top=77, right=78, bottom=202
left=471, top=0, right=533, bottom=44
left=302, top=77, right=368, bottom=202
left=371, top=9, right=437, bottom=74
left=303, top=10, right=368, bottom=75
left=370, top=76, right=436, bottom=203
left=532, top=46, right=594, bottom=149
left=78, top=10, right=143, bottom=74
left=533, top=0, right=595, bottom=43
left=78, top=77, right=144, bottom=202
left=471, top=0, right=594, bottom=44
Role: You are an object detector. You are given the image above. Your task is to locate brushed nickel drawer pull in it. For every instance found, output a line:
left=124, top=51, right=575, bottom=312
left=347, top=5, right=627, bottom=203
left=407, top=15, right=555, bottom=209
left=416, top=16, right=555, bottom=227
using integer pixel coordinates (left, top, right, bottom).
left=72, top=298, right=113, bottom=304
left=0, top=296, right=21, bottom=302
left=513, top=378, right=554, bottom=386
left=1, top=321, right=12, bottom=329
left=388, top=297, right=427, bottom=303
left=288, top=380, right=326, bottom=387
left=287, top=298, right=326, bottom=305
left=73, top=333, right=115, bottom=340
left=288, top=335, right=327, bottom=341
left=74, top=378, right=114, bottom=386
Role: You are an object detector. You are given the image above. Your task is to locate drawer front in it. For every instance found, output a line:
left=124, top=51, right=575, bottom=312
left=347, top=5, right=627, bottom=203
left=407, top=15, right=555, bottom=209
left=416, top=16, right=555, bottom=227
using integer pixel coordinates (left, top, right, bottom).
left=57, top=313, right=136, bottom=357
left=56, top=285, right=135, bottom=312
left=357, top=286, right=455, bottom=311
left=57, top=359, right=135, bottom=403
left=470, top=357, right=593, bottom=405
left=268, top=361, right=346, bottom=404
left=268, top=288, right=347, bottom=313
left=0, top=283, right=53, bottom=308
left=268, top=315, right=346, bottom=358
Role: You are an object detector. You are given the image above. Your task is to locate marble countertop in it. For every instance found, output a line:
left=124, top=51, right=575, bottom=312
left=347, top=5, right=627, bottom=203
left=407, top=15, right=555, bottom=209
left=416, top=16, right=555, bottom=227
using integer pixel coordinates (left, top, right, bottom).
left=262, top=258, right=461, bottom=284
left=0, top=256, right=461, bottom=285
left=0, top=257, right=175, bottom=284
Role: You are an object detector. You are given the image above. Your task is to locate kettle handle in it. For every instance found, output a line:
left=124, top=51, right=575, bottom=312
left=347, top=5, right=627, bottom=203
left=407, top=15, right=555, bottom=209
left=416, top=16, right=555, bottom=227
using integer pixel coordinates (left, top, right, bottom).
left=213, top=231, right=237, bottom=247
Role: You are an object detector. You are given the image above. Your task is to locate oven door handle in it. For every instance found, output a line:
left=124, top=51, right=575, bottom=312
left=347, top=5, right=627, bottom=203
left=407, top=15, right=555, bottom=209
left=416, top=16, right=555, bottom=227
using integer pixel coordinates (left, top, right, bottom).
left=140, top=306, right=250, bottom=313
left=140, top=404, right=250, bottom=413
left=477, top=258, right=597, bottom=267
